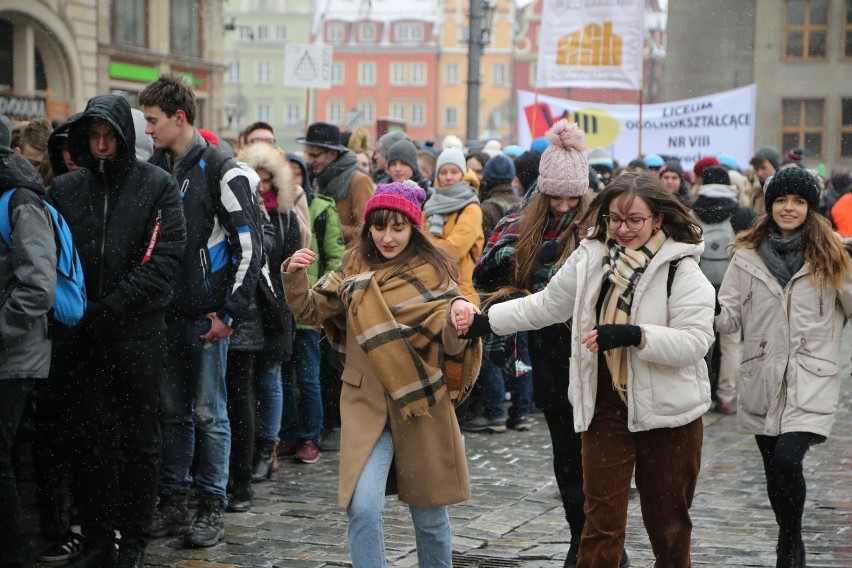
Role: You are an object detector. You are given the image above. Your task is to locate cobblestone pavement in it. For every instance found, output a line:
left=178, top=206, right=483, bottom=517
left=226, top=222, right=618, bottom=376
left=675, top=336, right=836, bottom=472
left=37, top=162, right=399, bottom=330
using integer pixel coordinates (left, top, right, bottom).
left=22, top=326, right=851, bottom=567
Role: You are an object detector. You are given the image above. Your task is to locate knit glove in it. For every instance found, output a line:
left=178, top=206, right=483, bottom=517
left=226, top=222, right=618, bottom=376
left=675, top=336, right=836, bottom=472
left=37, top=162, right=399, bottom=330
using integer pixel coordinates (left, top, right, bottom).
left=539, top=240, right=558, bottom=264
left=460, top=312, right=493, bottom=339
left=594, top=324, right=642, bottom=351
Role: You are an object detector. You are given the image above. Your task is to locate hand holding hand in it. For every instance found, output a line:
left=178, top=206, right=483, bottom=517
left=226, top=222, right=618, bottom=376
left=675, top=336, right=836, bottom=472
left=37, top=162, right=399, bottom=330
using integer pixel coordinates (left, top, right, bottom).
left=459, top=312, right=493, bottom=339
left=450, top=299, right=480, bottom=335
left=286, top=248, right=316, bottom=272
left=200, top=312, right=234, bottom=343
left=582, top=324, right=642, bottom=352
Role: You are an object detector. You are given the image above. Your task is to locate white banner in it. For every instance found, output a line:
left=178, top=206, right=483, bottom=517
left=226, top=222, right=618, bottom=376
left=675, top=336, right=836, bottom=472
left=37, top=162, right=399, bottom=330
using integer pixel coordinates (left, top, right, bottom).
left=536, top=0, right=644, bottom=90
left=283, top=44, right=333, bottom=89
left=517, top=85, right=757, bottom=173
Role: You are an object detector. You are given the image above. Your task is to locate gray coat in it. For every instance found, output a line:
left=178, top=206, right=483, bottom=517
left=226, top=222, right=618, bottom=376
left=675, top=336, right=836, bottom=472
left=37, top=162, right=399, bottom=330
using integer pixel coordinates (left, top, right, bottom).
left=0, top=151, right=56, bottom=380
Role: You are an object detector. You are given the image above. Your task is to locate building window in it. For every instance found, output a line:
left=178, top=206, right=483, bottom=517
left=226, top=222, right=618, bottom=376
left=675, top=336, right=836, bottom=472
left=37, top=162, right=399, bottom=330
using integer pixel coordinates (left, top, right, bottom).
left=287, top=104, right=301, bottom=126
left=226, top=60, right=241, bottom=83
left=444, top=106, right=459, bottom=128
left=327, top=101, right=342, bottom=124
left=358, top=62, right=376, bottom=86
left=784, top=0, right=828, bottom=59
left=490, top=107, right=504, bottom=129
left=390, top=102, right=406, bottom=122
left=257, top=25, right=269, bottom=41
left=445, top=63, right=459, bottom=85
left=782, top=98, right=824, bottom=158
left=258, top=104, right=271, bottom=122
left=359, top=22, right=376, bottom=42
left=359, top=100, right=375, bottom=124
left=492, top=63, right=507, bottom=86
left=171, top=0, right=202, bottom=57
left=276, top=25, right=287, bottom=41
left=332, top=62, right=345, bottom=86
left=257, top=61, right=271, bottom=84
left=411, top=63, right=427, bottom=86
left=112, top=0, right=148, bottom=47
left=327, top=22, right=344, bottom=43
left=846, top=1, right=852, bottom=57
left=390, top=63, right=406, bottom=86
left=411, top=103, right=426, bottom=126
left=395, top=23, right=424, bottom=42
left=238, top=25, right=254, bottom=41
left=842, top=98, right=852, bottom=157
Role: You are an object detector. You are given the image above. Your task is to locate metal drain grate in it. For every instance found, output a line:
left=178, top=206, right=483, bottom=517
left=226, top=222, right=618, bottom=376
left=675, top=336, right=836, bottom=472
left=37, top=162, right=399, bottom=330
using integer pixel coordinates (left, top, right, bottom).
left=451, top=552, right=522, bottom=567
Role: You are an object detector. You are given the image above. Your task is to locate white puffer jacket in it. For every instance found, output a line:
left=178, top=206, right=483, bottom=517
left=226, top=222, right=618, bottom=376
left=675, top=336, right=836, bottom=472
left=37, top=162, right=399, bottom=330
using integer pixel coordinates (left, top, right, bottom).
left=489, top=237, right=715, bottom=433
left=716, top=247, right=852, bottom=438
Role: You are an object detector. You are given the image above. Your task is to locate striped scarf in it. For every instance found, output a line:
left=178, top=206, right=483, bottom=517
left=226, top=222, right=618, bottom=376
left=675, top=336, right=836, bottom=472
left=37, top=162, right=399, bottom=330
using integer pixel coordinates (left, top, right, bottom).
left=600, top=229, right=668, bottom=401
left=315, top=253, right=477, bottom=417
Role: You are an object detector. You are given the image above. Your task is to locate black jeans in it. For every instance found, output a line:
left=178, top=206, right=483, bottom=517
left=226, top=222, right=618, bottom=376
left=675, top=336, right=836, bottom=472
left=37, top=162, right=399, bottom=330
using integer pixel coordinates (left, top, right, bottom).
left=61, top=332, right=165, bottom=548
left=528, top=325, right=585, bottom=541
left=0, top=378, right=37, bottom=568
left=225, top=351, right=256, bottom=487
left=755, top=432, right=825, bottom=539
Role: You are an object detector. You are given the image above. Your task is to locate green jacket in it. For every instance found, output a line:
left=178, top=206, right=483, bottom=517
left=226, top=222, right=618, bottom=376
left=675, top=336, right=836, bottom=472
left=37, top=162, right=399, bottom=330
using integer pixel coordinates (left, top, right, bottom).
left=298, top=194, right=345, bottom=330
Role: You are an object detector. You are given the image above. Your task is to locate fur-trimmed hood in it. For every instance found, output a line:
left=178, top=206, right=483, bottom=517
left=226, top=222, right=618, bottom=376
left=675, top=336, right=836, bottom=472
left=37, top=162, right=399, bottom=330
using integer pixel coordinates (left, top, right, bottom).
left=239, top=143, right=295, bottom=211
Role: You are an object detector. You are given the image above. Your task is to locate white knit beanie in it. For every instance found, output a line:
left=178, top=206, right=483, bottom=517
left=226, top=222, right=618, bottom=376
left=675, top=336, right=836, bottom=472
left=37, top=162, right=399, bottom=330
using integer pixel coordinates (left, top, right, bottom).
left=537, top=119, right=589, bottom=198
left=435, top=147, right=467, bottom=175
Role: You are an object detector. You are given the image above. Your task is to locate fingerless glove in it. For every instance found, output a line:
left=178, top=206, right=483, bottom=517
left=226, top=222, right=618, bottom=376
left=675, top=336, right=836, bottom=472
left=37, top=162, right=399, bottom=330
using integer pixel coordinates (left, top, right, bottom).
left=460, top=312, right=493, bottom=339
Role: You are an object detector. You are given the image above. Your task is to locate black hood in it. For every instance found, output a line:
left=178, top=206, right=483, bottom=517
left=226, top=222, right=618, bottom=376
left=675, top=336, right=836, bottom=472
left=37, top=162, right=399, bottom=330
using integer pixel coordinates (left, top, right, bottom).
left=0, top=151, right=46, bottom=197
left=68, top=94, right=136, bottom=174
left=286, top=152, right=313, bottom=203
left=47, top=112, right=83, bottom=176
left=691, top=195, right=739, bottom=224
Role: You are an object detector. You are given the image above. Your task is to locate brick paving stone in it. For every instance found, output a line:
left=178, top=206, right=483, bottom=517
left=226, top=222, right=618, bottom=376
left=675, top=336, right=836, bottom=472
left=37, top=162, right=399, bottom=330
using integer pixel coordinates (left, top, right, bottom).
left=18, top=325, right=852, bottom=567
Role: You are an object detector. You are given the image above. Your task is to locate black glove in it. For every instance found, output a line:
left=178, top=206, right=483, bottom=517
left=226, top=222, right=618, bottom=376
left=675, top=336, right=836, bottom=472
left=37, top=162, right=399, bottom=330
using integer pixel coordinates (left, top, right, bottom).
left=595, top=324, right=642, bottom=351
left=79, top=302, right=108, bottom=332
left=714, top=296, right=721, bottom=316
left=539, top=239, right=558, bottom=264
left=460, top=312, right=493, bottom=339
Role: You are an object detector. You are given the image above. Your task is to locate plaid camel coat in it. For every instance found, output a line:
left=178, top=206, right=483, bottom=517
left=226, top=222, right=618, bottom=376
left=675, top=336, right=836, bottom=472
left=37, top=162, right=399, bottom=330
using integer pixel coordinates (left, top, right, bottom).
left=282, top=255, right=476, bottom=509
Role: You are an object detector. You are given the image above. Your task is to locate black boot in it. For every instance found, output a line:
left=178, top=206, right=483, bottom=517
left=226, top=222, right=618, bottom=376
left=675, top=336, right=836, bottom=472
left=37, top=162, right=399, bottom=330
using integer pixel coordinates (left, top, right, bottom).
left=226, top=481, right=253, bottom=513
left=251, top=439, right=275, bottom=483
left=776, top=530, right=806, bottom=568
left=117, top=541, right=144, bottom=568
left=563, top=540, right=579, bottom=568
left=184, top=494, right=225, bottom=548
left=148, top=489, right=190, bottom=538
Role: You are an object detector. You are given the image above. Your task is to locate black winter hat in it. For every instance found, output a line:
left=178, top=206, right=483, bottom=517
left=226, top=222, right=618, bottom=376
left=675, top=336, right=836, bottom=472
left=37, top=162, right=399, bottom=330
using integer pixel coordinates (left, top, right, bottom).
left=386, top=138, right=419, bottom=173
left=514, top=150, right=541, bottom=192
left=764, top=167, right=821, bottom=211
left=701, top=166, right=730, bottom=186
left=483, top=154, right=516, bottom=187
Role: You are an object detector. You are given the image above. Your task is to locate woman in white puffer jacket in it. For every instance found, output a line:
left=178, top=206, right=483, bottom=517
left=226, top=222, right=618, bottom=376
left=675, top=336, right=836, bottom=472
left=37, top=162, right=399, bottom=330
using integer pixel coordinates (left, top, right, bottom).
left=716, top=167, right=852, bottom=568
left=454, top=172, right=715, bottom=568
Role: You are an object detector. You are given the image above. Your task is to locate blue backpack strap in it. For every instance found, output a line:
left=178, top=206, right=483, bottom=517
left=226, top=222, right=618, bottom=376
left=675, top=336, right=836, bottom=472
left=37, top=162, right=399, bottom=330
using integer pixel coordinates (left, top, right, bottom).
left=0, top=188, right=18, bottom=248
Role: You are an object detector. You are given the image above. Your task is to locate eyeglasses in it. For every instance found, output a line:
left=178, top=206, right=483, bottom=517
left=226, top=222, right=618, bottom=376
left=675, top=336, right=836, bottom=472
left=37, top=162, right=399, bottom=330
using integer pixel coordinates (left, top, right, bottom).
left=603, top=214, right=653, bottom=231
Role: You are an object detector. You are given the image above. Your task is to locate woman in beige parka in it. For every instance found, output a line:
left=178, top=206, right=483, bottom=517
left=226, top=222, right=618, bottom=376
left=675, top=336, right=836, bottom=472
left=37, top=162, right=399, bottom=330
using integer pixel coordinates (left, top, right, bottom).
left=716, top=167, right=852, bottom=568
left=282, top=181, right=480, bottom=568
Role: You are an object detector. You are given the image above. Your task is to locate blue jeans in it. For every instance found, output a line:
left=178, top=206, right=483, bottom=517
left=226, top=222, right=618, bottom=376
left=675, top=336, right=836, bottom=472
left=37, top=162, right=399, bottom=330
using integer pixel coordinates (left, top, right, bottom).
left=347, top=426, right=452, bottom=568
left=255, top=357, right=282, bottom=443
left=480, top=333, right=533, bottom=422
left=282, top=329, right=323, bottom=444
left=160, top=317, right=231, bottom=502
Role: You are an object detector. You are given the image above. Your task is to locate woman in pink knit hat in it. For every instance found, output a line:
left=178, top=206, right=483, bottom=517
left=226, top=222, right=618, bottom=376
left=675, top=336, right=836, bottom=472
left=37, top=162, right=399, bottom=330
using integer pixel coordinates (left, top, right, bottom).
left=282, top=181, right=481, bottom=568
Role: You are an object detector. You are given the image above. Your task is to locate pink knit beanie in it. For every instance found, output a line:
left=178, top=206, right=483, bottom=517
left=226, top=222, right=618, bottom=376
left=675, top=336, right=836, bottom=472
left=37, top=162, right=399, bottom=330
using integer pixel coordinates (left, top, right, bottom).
left=363, top=181, right=426, bottom=227
left=537, top=120, right=588, bottom=198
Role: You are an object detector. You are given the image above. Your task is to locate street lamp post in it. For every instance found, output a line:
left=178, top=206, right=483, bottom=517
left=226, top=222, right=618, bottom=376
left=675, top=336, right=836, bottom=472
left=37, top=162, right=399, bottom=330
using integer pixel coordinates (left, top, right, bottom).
left=465, top=0, right=496, bottom=144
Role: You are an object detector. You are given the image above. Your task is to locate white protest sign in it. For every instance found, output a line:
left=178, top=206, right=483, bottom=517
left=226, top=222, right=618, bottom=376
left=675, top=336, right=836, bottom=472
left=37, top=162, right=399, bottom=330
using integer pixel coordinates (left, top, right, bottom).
left=284, top=44, right=333, bottom=90
left=517, top=85, right=757, bottom=173
left=537, top=0, right=644, bottom=90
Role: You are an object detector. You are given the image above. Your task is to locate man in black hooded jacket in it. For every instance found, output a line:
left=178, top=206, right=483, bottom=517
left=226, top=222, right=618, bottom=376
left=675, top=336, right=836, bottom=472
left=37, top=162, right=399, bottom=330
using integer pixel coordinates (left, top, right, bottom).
left=47, top=94, right=186, bottom=568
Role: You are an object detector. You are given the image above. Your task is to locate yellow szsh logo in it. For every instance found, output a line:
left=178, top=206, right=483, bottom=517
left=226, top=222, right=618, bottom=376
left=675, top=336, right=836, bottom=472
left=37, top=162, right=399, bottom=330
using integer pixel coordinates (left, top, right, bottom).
left=557, top=22, right=622, bottom=66
left=570, top=108, right=620, bottom=148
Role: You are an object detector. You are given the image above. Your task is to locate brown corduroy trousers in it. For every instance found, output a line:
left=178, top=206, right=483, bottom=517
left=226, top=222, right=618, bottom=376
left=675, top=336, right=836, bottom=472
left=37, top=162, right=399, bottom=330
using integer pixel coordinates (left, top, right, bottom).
left=577, top=368, right=703, bottom=568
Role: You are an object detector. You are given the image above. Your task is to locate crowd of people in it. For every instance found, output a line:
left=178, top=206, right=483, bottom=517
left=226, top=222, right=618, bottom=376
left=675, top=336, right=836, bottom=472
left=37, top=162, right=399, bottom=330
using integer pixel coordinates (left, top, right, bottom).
left=1, top=75, right=851, bottom=568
